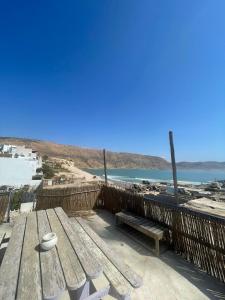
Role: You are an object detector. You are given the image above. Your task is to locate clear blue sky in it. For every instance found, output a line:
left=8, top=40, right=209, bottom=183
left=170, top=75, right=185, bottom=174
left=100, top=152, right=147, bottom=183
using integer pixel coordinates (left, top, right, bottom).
left=0, top=1, right=225, bottom=161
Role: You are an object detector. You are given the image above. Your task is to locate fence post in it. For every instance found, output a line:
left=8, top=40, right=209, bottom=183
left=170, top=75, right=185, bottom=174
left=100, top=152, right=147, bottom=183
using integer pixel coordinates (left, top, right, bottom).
left=103, top=149, right=108, bottom=185
left=7, top=191, right=13, bottom=223
left=169, top=131, right=178, bottom=204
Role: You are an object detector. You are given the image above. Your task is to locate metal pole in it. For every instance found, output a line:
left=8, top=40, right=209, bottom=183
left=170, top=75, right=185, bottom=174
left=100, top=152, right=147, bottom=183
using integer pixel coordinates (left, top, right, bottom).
left=103, top=149, right=108, bottom=185
left=169, top=131, right=178, bottom=203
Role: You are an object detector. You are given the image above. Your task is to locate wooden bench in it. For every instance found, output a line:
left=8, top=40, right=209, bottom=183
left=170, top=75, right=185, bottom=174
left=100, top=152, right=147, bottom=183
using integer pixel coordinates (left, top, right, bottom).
left=115, top=211, right=167, bottom=256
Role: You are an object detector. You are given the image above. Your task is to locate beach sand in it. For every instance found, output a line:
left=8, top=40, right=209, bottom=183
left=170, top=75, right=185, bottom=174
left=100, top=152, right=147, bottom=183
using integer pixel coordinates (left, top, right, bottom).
left=51, top=157, right=102, bottom=182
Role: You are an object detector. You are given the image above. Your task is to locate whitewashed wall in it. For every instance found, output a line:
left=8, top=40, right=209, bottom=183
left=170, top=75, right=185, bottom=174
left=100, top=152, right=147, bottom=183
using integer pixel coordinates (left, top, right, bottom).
left=0, top=157, right=41, bottom=187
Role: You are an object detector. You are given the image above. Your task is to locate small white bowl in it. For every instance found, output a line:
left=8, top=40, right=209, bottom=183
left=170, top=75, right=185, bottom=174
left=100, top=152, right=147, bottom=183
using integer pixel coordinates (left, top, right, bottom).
left=40, top=232, right=58, bottom=251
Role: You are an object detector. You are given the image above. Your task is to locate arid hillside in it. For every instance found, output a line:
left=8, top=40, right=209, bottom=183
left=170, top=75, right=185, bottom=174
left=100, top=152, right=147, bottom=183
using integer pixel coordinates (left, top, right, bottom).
left=1, top=137, right=225, bottom=170
left=0, top=137, right=170, bottom=169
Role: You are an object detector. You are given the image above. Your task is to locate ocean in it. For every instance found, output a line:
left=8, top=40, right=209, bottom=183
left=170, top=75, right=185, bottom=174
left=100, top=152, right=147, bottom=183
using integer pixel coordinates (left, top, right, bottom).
left=86, top=168, right=225, bottom=185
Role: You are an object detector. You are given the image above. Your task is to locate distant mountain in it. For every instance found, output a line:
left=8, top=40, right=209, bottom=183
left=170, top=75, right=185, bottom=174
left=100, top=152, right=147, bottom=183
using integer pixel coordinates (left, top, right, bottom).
left=177, top=161, right=225, bottom=170
left=0, top=137, right=225, bottom=170
left=0, top=137, right=170, bottom=169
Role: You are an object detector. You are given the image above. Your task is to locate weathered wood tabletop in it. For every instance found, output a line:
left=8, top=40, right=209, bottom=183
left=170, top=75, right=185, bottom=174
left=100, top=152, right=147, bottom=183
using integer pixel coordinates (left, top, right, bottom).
left=0, top=207, right=142, bottom=300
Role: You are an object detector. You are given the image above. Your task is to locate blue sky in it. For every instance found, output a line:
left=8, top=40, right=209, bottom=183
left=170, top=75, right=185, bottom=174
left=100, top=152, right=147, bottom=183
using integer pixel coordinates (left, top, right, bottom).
left=0, top=0, right=225, bottom=161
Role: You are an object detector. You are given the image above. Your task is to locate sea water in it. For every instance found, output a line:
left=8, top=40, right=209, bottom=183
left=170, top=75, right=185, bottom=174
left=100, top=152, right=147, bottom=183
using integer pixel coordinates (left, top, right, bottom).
left=86, top=168, right=225, bottom=185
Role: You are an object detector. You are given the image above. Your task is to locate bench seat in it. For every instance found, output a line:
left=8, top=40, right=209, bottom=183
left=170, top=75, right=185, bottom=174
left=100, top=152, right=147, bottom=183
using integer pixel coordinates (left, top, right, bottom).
left=115, top=211, right=167, bottom=256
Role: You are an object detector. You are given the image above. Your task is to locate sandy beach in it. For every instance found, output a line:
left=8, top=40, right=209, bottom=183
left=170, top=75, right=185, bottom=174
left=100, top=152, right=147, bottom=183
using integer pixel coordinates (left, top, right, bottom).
left=51, top=157, right=102, bottom=182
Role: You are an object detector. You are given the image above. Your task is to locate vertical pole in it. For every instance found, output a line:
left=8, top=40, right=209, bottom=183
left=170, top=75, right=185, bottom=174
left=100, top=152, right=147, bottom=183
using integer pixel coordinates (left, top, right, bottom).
left=103, top=149, right=108, bottom=185
left=169, top=131, right=178, bottom=203
left=32, top=191, right=36, bottom=211
left=7, top=191, right=13, bottom=223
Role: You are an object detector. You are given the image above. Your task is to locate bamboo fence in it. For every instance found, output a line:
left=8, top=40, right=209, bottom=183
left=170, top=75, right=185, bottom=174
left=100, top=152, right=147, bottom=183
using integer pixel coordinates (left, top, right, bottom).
left=36, top=183, right=104, bottom=215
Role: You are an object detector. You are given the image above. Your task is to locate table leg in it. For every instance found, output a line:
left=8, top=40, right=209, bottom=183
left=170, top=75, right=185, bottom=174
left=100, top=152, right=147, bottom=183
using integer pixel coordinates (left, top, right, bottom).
left=109, top=285, right=131, bottom=300
left=84, top=286, right=109, bottom=300
left=69, top=281, right=90, bottom=300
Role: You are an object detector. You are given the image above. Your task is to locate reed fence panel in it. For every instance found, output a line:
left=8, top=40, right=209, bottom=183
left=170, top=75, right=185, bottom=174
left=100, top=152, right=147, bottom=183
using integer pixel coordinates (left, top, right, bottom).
left=0, top=193, right=9, bottom=223
left=36, top=184, right=104, bottom=215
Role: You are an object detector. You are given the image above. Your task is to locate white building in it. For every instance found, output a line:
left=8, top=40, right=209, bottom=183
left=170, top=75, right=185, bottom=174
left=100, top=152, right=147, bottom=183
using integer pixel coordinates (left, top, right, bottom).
left=0, top=144, right=39, bottom=159
left=0, top=144, right=42, bottom=187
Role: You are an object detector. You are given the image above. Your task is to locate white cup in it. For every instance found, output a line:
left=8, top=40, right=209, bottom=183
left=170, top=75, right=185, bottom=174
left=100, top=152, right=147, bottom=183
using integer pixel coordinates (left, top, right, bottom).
left=41, top=232, right=58, bottom=251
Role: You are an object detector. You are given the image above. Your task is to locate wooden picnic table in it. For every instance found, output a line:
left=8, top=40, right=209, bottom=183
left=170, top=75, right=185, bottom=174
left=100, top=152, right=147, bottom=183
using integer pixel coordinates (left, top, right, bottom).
left=0, top=207, right=142, bottom=300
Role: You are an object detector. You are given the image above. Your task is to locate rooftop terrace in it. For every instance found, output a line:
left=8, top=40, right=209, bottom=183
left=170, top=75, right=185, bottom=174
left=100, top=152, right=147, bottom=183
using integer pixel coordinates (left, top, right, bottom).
left=0, top=182, right=225, bottom=299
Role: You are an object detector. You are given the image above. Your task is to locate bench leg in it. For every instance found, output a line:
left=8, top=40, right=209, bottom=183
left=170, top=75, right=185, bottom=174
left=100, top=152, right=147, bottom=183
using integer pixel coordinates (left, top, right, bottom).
left=115, top=216, right=122, bottom=225
left=155, top=239, right=160, bottom=256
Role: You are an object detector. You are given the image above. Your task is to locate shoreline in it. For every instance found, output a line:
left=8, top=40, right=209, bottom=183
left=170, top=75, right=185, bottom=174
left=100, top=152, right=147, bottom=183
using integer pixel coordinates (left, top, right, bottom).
left=85, top=167, right=225, bottom=186
left=85, top=167, right=225, bottom=171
